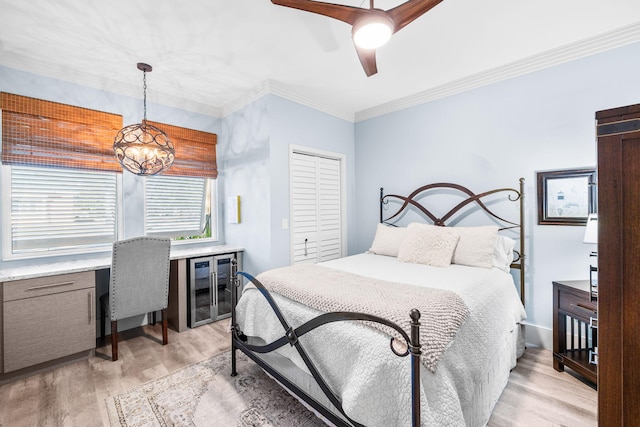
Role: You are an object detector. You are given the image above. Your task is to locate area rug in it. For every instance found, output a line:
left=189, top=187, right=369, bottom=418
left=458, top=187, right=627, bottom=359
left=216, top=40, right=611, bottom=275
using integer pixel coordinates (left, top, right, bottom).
left=105, top=351, right=326, bottom=426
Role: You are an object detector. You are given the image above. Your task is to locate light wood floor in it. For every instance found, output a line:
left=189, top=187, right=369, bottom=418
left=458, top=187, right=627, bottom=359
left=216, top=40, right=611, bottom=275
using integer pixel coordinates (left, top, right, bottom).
left=0, top=320, right=596, bottom=427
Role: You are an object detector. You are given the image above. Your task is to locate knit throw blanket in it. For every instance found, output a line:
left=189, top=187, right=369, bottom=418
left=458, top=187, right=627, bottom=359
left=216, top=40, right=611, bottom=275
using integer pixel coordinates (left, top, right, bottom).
left=254, top=264, right=470, bottom=372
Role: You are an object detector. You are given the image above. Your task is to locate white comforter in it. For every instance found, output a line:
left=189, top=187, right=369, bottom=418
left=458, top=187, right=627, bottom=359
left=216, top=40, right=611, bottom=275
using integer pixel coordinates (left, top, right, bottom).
left=235, top=253, right=527, bottom=426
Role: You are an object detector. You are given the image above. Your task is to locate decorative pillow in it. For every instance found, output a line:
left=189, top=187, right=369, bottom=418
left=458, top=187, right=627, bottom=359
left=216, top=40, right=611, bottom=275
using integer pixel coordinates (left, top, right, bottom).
left=368, top=224, right=407, bottom=257
left=397, top=223, right=459, bottom=267
left=450, top=226, right=499, bottom=269
left=493, top=235, right=516, bottom=273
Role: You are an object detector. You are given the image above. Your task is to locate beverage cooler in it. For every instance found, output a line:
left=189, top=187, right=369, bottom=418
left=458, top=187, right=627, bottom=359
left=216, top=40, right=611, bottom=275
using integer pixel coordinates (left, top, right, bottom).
left=188, top=253, right=237, bottom=327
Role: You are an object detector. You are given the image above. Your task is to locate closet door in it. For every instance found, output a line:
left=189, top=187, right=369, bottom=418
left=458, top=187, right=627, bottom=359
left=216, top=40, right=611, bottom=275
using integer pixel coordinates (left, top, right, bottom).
left=317, top=157, right=341, bottom=262
left=291, top=152, right=342, bottom=264
left=291, top=152, right=319, bottom=264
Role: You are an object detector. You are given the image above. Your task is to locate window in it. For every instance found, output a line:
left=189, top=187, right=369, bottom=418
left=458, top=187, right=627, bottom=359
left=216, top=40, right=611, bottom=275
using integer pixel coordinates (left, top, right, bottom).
left=0, top=92, right=219, bottom=259
left=1, top=165, right=119, bottom=259
left=143, top=121, right=218, bottom=242
left=145, top=175, right=217, bottom=241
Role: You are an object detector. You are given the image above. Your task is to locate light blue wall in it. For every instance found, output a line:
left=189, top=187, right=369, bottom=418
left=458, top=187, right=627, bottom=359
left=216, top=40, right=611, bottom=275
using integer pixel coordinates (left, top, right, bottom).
left=354, top=41, right=640, bottom=334
left=3, top=40, right=640, bottom=341
left=220, top=96, right=271, bottom=276
left=0, top=65, right=221, bottom=269
left=222, top=94, right=355, bottom=275
left=270, top=96, right=356, bottom=265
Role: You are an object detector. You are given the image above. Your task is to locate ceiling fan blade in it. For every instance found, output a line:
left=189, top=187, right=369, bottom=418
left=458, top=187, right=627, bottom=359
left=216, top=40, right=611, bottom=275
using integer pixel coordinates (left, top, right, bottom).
left=355, top=46, right=378, bottom=77
left=387, top=0, right=444, bottom=33
left=271, top=0, right=362, bottom=25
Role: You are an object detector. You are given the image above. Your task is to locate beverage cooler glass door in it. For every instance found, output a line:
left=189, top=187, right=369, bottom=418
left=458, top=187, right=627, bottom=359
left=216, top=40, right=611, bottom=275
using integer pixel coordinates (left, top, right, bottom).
left=189, top=256, right=214, bottom=327
left=188, top=253, right=237, bottom=328
left=213, top=254, right=234, bottom=320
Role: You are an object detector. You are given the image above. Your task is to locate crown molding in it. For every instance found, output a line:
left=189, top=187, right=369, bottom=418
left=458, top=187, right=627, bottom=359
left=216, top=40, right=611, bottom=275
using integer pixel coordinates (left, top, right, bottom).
left=0, top=55, right=224, bottom=118
left=9, top=20, right=636, bottom=124
left=354, top=21, right=640, bottom=122
left=223, top=21, right=640, bottom=123
left=222, top=79, right=354, bottom=122
left=221, top=80, right=272, bottom=118
left=268, top=81, right=354, bottom=122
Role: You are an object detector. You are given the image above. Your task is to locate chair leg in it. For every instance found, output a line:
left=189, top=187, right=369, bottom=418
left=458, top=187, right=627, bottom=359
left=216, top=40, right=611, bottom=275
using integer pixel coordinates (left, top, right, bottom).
left=111, top=320, right=118, bottom=361
left=152, top=311, right=157, bottom=325
left=161, top=308, right=168, bottom=345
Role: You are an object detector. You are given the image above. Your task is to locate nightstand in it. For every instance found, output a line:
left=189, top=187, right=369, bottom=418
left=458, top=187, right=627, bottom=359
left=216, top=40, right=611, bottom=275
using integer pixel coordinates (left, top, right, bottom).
left=552, top=280, right=597, bottom=384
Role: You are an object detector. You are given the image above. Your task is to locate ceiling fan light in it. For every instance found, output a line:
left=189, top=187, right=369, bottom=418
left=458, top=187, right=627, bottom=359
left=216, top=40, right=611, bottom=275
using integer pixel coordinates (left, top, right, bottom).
left=352, top=15, right=394, bottom=50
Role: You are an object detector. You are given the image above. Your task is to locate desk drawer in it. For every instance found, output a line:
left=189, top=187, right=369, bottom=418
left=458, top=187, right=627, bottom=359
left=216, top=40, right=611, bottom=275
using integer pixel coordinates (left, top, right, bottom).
left=558, top=289, right=597, bottom=322
left=4, top=287, right=95, bottom=372
left=3, top=271, right=94, bottom=302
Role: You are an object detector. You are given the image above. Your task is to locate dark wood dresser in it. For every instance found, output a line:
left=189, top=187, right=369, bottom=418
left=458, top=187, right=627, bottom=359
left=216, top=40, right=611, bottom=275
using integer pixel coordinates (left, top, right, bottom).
left=597, top=103, right=640, bottom=425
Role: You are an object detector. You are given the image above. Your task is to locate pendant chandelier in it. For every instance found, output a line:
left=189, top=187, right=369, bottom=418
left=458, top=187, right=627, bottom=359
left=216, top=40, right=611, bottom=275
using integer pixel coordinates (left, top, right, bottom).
left=113, top=63, right=174, bottom=175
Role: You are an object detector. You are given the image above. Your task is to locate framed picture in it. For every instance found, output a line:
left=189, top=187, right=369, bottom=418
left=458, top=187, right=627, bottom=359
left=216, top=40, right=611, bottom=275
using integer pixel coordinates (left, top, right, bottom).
left=537, top=168, right=596, bottom=225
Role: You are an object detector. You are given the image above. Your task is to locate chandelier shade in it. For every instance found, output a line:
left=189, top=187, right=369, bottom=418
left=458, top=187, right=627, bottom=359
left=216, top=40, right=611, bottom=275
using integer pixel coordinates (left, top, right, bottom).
left=114, top=63, right=174, bottom=176
left=114, top=121, right=175, bottom=176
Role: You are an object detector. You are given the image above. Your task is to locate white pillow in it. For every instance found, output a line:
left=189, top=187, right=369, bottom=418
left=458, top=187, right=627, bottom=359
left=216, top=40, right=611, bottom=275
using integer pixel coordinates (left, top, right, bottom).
left=397, top=223, right=459, bottom=267
left=450, top=226, right=499, bottom=269
left=368, top=224, right=407, bottom=257
left=493, top=235, right=516, bottom=272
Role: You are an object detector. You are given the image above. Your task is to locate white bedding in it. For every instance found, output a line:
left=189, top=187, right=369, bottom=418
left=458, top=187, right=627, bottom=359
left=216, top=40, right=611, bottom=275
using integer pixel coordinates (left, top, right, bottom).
left=235, top=253, right=527, bottom=426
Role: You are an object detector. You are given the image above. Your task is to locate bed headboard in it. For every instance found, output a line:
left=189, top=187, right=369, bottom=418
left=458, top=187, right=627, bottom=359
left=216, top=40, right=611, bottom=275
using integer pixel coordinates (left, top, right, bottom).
left=379, top=178, right=525, bottom=305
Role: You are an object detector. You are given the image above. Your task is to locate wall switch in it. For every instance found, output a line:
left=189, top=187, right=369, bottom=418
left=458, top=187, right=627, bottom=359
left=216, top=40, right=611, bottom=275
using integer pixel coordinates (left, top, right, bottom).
left=282, top=219, right=289, bottom=230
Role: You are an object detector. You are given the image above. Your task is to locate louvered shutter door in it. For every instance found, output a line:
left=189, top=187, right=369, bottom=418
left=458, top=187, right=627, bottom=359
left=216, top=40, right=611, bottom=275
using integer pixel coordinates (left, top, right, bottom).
left=290, top=152, right=341, bottom=264
left=291, top=153, right=318, bottom=263
left=317, top=157, right=341, bottom=262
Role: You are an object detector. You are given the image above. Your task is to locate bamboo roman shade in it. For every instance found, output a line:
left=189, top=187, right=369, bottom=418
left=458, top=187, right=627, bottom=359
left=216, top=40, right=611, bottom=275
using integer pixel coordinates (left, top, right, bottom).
left=1, top=92, right=123, bottom=172
left=147, top=120, right=218, bottom=179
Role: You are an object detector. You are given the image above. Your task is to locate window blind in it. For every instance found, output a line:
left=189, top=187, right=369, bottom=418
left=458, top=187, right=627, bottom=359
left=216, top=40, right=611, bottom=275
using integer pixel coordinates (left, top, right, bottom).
left=1, top=92, right=123, bottom=172
left=145, top=175, right=207, bottom=237
left=9, top=166, right=118, bottom=254
left=147, top=120, right=217, bottom=179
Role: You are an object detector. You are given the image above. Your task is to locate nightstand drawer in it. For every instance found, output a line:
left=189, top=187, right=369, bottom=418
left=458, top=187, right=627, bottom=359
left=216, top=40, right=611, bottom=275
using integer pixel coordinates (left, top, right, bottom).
left=553, top=279, right=598, bottom=384
left=558, top=289, right=597, bottom=322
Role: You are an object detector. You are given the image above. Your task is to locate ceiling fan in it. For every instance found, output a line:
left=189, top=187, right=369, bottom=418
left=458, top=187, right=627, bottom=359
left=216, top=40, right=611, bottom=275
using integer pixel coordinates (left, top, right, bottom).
left=271, top=0, right=444, bottom=77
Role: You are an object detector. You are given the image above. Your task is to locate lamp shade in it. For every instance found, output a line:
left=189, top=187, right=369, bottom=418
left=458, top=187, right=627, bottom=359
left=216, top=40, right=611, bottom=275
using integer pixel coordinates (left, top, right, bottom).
left=583, top=213, right=598, bottom=244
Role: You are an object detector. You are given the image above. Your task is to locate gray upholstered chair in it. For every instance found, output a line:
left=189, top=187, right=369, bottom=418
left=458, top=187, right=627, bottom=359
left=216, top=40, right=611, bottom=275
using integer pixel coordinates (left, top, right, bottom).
left=100, top=236, right=171, bottom=361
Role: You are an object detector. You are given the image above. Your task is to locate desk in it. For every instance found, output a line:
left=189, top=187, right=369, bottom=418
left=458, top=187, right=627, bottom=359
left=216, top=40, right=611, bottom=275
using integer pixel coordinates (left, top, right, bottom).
left=0, top=244, right=243, bottom=283
left=0, top=244, right=242, bottom=379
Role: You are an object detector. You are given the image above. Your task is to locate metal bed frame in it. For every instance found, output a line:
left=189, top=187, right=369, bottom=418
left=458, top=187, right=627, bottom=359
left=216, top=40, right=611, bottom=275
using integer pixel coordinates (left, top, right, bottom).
left=230, top=179, right=525, bottom=427
left=379, top=179, right=526, bottom=305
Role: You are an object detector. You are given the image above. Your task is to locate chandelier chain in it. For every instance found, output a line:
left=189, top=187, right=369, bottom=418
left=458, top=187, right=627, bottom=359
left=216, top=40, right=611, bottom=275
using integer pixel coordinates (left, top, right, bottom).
left=113, top=62, right=174, bottom=176
left=142, top=70, right=147, bottom=123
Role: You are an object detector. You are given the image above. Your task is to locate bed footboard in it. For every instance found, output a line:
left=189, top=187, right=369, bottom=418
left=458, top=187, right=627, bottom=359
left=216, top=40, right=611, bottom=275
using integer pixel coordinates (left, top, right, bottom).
left=230, top=260, right=422, bottom=427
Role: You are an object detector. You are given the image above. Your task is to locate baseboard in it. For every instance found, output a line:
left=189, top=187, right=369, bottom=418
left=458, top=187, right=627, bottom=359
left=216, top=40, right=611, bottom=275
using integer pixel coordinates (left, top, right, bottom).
left=524, top=322, right=552, bottom=350
left=0, top=349, right=94, bottom=385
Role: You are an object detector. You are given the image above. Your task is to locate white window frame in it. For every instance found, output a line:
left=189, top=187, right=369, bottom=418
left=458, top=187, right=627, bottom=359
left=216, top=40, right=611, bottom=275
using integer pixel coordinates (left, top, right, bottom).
left=1, top=164, right=123, bottom=261
left=144, top=175, right=219, bottom=243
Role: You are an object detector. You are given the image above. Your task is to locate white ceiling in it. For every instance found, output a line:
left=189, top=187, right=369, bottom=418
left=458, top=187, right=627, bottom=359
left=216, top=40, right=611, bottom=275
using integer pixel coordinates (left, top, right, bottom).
left=1, top=0, right=640, bottom=121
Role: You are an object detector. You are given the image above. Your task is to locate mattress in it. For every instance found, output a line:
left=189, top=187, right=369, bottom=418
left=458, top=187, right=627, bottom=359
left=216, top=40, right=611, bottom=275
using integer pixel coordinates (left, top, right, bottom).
left=235, top=253, right=527, bottom=426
